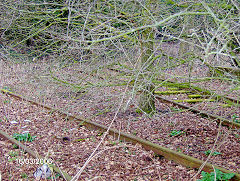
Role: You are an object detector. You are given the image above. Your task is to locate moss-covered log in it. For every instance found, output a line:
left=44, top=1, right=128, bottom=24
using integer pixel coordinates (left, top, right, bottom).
left=154, top=90, right=190, bottom=95
left=211, top=66, right=240, bottom=77
left=175, top=99, right=215, bottom=103
left=188, top=94, right=202, bottom=98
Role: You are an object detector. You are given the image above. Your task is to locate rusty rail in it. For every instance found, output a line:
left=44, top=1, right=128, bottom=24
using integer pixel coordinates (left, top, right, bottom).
left=1, top=89, right=239, bottom=180
left=0, top=129, right=72, bottom=181
left=155, top=95, right=240, bottom=129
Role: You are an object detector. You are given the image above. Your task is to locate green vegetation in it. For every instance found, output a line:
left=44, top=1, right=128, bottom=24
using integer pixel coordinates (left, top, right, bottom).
left=176, top=147, right=182, bottom=152
left=188, top=94, right=202, bottom=99
left=154, top=90, right=191, bottom=95
left=48, top=173, right=61, bottom=180
left=175, top=99, right=215, bottom=103
left=12, top=144, right=19, bottom=149
left=135, top=108, right=142, bottom=114
left=167, top=87, right=179, bottom=91
left=198, top=169, right=235, bottom=181
left=232, top=114, right=240, bottom=124
left=21, top=173, right=28, bottom=179
left=74, top=138, right=87, bottom=142
left=1, top=1, right=239, bottom=179
left=221, top=104, right=232, bottom=108
left=204, top=150, right=222, bottom=156
left=96, top=132, right=103, bottom=136
left=3, top=100, right=10, bottom=104
left=169, top=130, right=185, bottom=137
left=13, top=133, right=36, bottom=142
left=3, top=86, right=12, bottom=92
left=170, top=107, right=184, bottom=112
left=132, top=131, right=137, bottom=136
left=8, top=151, right=19, bottom=162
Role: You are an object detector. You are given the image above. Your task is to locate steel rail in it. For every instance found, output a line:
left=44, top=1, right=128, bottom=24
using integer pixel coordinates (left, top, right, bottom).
left=107, top=67, right=239, bottom=104
left=92, top=67, right=240, bottom=129
left=0, top=129, right=72, bottom=181
left=154, top=79, right=240, bottom=105
left=1, top=89, right=240, bottom=180
left=155, top=95, right=240, bottom=129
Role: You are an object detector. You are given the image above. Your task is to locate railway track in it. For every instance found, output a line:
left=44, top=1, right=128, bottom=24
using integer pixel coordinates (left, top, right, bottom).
left=153, top=79, right=239, bottom=105
left=0, top=129, right=72, bottom=180
left=155, top=95, right=240, bottom=129
left=1, top=88, right=239, bottom=180
left=106, top=67, right=240, bottom=128
left=108, top=67, right=239, bottom=105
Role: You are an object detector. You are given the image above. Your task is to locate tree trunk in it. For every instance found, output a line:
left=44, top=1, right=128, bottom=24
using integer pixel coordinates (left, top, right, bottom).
left=179, top=15, right=194, bottom=58
left=139, top=82, right=155, bottom=115
left=137, top=0, right=156, bottom=115
left=138, top=27, right=156, bottom=115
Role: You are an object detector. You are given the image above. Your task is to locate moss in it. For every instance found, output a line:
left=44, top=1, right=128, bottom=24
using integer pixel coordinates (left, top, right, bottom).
left=167, top=87, right=179, bottom=91
left=135, top=108, right=142, bottom=114
left=175, top=99, right=215, bottom=103
left=166, top=0, right=175, bottom=5
left=188, top=94, right=202, bottom=98
left=221, top=104, right=232, bottom=108
left=154, top=90, right=190, bottom=95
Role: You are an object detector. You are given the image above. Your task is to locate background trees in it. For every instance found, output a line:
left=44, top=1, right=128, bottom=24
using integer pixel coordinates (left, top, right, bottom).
left=1, top=1, right=239, bottom=180
left=0, top=0, right=239, bottom=115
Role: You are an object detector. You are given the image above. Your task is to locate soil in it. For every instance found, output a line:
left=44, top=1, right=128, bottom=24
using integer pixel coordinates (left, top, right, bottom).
left=0, top=92, right=199, bottom=180
left=0, top=53, right=239, bottom=180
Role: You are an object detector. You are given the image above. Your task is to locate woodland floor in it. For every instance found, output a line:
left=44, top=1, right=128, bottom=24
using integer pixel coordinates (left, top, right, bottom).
left=0, top=92, right=200, bottom=180
left=0, top=48, right=239, bottom=180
